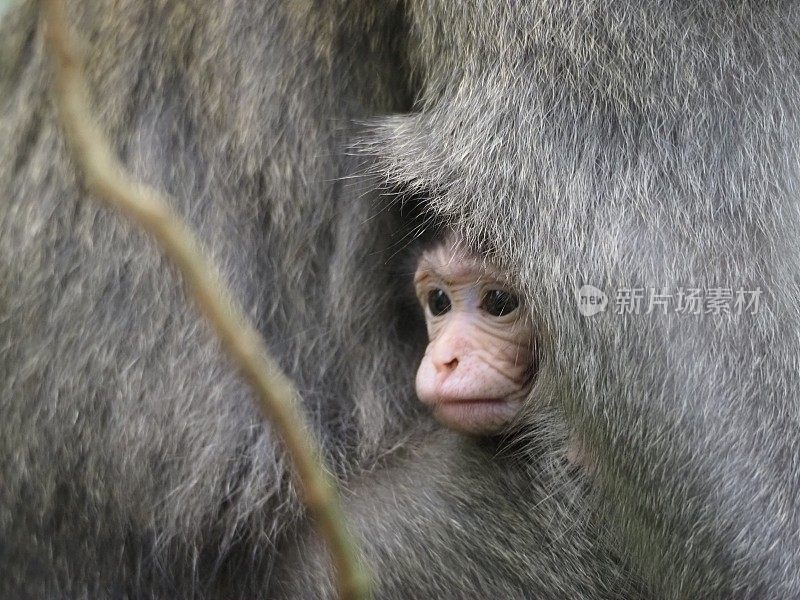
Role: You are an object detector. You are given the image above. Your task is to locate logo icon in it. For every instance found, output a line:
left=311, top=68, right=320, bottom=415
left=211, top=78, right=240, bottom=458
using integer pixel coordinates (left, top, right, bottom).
left=577, top=285, right=607, bottom=317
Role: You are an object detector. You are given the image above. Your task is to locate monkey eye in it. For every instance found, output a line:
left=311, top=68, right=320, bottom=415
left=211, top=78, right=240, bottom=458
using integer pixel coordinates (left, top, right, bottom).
left=427, top=288, right=452, bottom=316
left=482, top=289, right=519, bottom=317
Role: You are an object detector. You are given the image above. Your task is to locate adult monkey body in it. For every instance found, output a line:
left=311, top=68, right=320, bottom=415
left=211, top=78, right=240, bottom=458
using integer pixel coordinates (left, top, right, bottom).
left=1, top=2, right=799, bottom=600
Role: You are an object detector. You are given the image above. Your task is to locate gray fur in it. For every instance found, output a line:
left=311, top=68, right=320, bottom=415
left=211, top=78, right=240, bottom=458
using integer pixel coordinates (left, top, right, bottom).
left=1, top=0, right=798, bottom=598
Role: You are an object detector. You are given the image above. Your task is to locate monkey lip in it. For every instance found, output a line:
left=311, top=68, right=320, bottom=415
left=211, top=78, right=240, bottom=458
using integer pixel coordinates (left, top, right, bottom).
left=436, top=396, right=513, bottom=414
left=437, top=396, right=507, bottom=405
left=432, top=396, right=521, bottom=435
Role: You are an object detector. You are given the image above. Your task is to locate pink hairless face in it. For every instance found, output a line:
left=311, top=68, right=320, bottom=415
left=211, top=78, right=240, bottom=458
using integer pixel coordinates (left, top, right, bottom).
left=414, top=237, right=535, bottom=436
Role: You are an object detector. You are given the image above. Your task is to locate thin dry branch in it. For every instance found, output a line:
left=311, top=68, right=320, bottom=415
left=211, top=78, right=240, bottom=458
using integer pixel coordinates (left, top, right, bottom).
left=42, top=2, right=369, bottom=598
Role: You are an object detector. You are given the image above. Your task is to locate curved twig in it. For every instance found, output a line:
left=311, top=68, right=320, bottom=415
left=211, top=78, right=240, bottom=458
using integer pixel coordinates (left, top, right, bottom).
left=42, top=2, right=369, bottom=598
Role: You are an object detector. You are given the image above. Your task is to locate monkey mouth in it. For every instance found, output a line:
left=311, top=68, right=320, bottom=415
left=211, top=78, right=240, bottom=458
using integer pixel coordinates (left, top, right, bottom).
left=438, top=396, right=508, bottom=406
left=433, top=397, right=521, bottom=435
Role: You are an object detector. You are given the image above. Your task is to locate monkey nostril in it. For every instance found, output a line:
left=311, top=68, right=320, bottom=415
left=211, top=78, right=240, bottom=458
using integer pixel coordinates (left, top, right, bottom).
left=434, top=356, right=459, bottom=373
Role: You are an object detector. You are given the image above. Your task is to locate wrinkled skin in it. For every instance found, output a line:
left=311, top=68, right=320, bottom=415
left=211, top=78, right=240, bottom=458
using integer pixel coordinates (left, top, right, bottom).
left=414, top=236, right=535, bottom=435
left=2, top=1, right=800, bottom=598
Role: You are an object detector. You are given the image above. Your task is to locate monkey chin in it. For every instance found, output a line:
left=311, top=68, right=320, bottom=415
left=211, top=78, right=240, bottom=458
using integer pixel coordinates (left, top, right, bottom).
left=431, top=397, right=523, bottom=437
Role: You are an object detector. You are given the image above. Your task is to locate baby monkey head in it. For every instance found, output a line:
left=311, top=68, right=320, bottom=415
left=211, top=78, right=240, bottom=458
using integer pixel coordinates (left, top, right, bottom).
left=414, top=236, right=535, bottom=436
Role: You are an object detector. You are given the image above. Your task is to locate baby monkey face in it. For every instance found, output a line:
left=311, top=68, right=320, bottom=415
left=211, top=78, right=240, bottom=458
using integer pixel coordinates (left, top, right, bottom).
left=414, top=241, right=535, bottom=436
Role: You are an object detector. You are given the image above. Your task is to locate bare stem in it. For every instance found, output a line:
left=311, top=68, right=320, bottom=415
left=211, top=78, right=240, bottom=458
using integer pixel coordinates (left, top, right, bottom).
left=42, top=2, right=369, bottom=598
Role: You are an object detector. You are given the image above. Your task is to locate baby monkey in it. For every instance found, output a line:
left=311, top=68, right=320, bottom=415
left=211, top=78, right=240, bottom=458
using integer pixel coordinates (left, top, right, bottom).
left=414, top=233, right=536, bottom=436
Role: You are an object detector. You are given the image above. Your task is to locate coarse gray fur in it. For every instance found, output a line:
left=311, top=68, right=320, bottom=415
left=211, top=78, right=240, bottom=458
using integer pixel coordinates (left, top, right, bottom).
left=1, top=1, right=798, bottom=598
